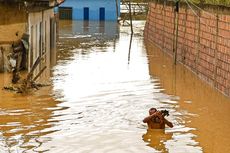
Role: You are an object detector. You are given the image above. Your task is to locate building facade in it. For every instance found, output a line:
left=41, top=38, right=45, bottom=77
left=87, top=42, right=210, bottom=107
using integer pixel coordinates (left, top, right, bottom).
left=59, top=0, right=120, bottom=21
left=0, top=0, right=63, bottom=76
left=0, top=3, right=27, bottom=72
left=28, top=8, right=57, bottom=76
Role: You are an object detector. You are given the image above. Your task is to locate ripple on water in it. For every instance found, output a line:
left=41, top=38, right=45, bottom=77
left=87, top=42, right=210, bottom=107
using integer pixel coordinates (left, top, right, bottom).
left=0, top=21, right=206, bottom=153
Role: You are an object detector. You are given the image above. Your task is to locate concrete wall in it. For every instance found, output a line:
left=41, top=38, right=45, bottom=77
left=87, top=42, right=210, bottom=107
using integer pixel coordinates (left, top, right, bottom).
left=0, top=4, right=27, bottom=72
left=60, top=0, right=120, bottom=20
left=0, top=2, right=57, bottom=77
left=0, top=45, right=12, bottom=72
left=144, top=1, right=230, bottom=96
left=0, top=23, right=27, bottom=43
left=0, top=4, right=27, bottom=43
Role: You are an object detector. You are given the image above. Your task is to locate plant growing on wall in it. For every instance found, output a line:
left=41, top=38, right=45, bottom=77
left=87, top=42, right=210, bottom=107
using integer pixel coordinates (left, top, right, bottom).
left=191, top=0, right=230, bottom=5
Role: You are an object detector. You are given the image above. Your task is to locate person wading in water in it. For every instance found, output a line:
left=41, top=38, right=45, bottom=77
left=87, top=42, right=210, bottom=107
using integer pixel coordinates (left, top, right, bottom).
left=143, top=108, right=173, bottom=129
left=142, top=108, right=173, bottom=152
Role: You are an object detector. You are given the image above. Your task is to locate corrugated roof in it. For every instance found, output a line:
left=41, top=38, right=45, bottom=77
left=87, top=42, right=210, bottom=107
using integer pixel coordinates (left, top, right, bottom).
left=0, top=0, right=65, bottom=12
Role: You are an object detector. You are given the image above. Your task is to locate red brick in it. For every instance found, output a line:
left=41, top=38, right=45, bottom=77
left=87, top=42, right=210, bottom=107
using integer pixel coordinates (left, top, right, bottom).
left=145, top=2, right=230, bottom=96
left=226, top=15, right=230, bottom=22
left=218, top=29, right=230, bottom=39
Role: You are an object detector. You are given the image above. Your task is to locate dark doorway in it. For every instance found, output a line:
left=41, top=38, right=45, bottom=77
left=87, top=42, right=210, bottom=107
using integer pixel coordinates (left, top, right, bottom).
left=84, top=7, right=89, bottom=20
left=99, top=7, right=105, bottom=21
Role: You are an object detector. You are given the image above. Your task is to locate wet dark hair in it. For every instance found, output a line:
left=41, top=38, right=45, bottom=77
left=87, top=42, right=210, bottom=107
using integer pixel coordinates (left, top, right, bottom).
left=149, top=108, right=169, bottom=117
left=149, top=107, right=157, bottom=112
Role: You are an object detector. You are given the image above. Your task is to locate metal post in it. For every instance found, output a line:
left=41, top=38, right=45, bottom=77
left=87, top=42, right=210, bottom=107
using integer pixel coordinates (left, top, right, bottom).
left=214, top=14, right=219, bottom=88
left=115, top=0, right=119, bottom=21
left=128, top=0, right=133, bottom=34
left=173, top=0, right=179, bottom=65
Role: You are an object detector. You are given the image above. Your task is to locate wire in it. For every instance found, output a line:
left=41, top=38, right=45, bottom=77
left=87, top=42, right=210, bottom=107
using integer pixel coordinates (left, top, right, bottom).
left=188, top=0, right=216, bottom=18
left=188, top=0, right=229, bottom=23
left=182, top=0, right=229, bottom=39
left=184, top=0, right=212, bottom=26
left=183, top=0, right=200, bottom=18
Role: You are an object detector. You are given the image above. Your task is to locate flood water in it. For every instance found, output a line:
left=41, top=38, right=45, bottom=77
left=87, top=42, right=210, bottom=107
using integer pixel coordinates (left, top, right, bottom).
left=0, top=20, right=230, bottom=153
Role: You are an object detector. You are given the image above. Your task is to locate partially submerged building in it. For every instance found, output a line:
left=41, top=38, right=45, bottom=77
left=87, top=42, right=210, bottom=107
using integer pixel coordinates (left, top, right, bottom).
left=0, top=0, right=64, bottom=76
left=59, top=0, right=120, bottom=20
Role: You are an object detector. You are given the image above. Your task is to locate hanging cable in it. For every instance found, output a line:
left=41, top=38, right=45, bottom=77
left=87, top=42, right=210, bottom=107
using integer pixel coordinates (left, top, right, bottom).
left=183, top=0, right=200, bottom=18
left=186, top=0, right=229, bottom=39
left=188, top=0, right=228, bottom=23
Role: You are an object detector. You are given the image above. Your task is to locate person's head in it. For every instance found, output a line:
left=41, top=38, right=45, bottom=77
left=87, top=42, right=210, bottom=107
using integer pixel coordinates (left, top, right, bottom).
left=149, top=107, right=157, bottom=115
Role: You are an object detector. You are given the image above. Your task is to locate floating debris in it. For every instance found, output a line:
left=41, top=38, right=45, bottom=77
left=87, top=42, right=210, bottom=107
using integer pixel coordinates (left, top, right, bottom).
left=3, top=54, right=50, bottom=94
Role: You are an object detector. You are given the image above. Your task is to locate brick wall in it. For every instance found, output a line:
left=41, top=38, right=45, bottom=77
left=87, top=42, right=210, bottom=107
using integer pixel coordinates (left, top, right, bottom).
left=144, top=1, right=230, bottom=96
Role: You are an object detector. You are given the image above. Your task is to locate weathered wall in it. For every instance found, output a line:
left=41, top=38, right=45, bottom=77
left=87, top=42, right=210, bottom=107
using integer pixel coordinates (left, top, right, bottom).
left=28, top=9, right=56, bottom=78
left=60, top=0, right=121, bottom=20
left=144, top=1, right=230, bottom=96
left=0, top=4, right=27, bottom=43
left=0, top=45, right=11, bottom=72
left=0, top=4, right=27, bottom=72
left=0, top=23, right=26, bottom=44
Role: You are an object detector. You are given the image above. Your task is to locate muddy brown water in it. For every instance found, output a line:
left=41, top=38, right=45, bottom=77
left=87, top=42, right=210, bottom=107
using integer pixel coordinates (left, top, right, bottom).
left=0, top=20, right=230, bottom=153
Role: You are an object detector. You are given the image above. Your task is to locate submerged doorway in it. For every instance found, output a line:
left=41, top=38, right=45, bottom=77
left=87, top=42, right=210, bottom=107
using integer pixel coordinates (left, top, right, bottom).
left=84, top=7, right=89, bottom=20
left=59, top=7, right=72, bottom=20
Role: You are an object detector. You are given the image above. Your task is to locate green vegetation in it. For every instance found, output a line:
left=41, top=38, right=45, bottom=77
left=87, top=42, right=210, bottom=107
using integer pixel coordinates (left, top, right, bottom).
left=191, top=0, right=230, bottom=6
left=128, top=0, right=230, bottom=6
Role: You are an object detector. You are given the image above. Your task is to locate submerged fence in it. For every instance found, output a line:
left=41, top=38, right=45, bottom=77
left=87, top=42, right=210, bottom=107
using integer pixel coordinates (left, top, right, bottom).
left=144, top=0, right=230, bottom=96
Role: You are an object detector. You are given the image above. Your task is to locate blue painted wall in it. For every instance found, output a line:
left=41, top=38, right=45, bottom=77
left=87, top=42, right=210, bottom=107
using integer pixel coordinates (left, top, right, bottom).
left=60, top=0, right=120, bottom=21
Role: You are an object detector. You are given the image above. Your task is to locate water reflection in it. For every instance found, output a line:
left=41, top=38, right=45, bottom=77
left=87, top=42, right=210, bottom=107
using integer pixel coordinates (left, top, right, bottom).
left=59, top=20, right=119, bottom=40
left=146, top=44, right=230, bottom=153
left=0, top=69, right=66, bottom=152
left=0, top=19, right=229, bottom=152
left=83, top=21, right=89, bottom=33
left=142, top=129, right=173, bottom=152
left=50, top=20, right=203, bottom=153
left=128, top=33, right=133, bottom=64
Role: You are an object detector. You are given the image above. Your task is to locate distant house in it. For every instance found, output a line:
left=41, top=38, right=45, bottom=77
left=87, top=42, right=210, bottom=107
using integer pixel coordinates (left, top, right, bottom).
left=59, top=0, right=120, bottom=21
left=0, top=0, right=64, bottom=76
